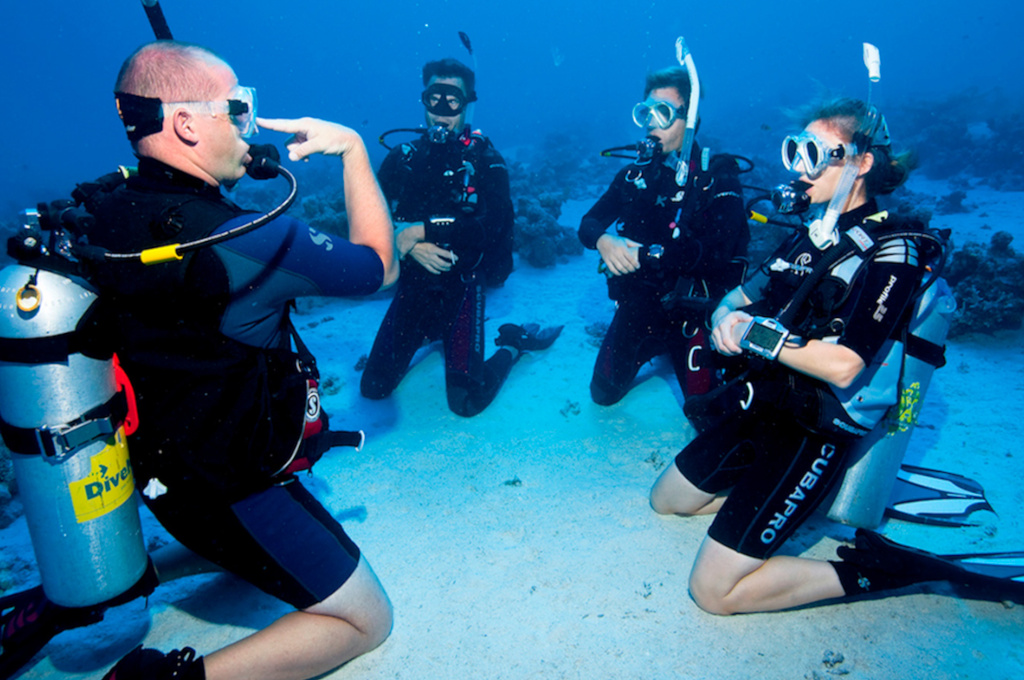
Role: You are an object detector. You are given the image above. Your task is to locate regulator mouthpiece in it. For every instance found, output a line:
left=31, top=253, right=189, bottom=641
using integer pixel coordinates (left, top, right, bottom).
left=771, top=180, right=812, bottom=215
left=246, top=144, right=281, bottom=180
left=427, top=124, right=451, bottom=144
left=637, top=137, right=663, bottom=164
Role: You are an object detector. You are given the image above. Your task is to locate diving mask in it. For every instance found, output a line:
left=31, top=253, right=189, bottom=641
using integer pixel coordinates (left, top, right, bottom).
left=632, top=98, right=684, bottom=130
left=781, top=131, right=851, bottom=179
left=421, top=83, right=475, bottom=116
left=162, top=85, right=259, bottom=138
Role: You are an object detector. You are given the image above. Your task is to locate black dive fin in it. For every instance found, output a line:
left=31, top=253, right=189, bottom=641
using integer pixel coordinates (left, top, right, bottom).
left=837, top=529, right=1024, bottom=602
left=885, top=464, right=995, bottom=527
left=939, top=551, right=1024, bottom=584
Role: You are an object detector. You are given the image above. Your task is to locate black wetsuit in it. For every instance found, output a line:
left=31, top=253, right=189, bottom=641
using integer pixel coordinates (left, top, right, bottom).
left=578, top=146, right=748, bottom=405
left=360, top=129, right=516, bottom=417
left=82, top=158, right=385, bottom=608
left=676, top=201, right=927, bottom=559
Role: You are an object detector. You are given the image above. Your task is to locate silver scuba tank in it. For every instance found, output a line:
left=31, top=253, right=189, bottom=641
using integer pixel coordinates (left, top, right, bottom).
left=0, top=263, right=148, bottom=607
left=827, top=278, right=957, bottom=528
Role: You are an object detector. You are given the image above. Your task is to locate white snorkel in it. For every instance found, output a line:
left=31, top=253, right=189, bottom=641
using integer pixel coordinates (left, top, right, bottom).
left=864, top=42, right=881, bottom=102
left=674, top=37, right=700, bottom=187
left=806, top=43, right=883, bottom=250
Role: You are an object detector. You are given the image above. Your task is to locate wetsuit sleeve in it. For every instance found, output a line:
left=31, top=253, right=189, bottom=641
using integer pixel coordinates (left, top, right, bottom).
left=213, top=213, right=385, bottom=301
left=835, top=238, right=924, bottom=363
left=477, top=146, right=515, bottom=286
left=741, top=269, right=769, bottom=304
left=578, top=168, right=629, bottom=249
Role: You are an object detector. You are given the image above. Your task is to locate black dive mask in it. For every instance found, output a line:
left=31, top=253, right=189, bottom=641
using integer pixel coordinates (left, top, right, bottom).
left=115, top=91, right=165, bottom=142
left=421, top=83, right=475, bottom=116
left=772, top=180, right=812, bottom=215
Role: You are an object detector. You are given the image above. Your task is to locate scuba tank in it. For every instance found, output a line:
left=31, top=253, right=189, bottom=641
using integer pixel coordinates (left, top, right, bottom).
left=827, top=277, right=956, bottom=528
left=820, top=43, right=955, bottom=528
left=0, top=209, right=147, bottom=608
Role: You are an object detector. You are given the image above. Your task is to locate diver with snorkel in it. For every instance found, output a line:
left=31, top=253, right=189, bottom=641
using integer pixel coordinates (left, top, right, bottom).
left=579, top=39, right=750, bottom=412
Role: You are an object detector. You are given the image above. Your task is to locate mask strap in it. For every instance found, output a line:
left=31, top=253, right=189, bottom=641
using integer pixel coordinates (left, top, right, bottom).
left=114, top=91, right=164, bottom=142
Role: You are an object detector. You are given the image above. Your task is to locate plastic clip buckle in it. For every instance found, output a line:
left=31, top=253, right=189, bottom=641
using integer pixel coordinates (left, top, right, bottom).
left=36, top=417, right=115, bottom=461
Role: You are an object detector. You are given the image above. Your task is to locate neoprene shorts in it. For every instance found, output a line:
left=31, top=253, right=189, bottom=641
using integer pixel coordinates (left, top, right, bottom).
left=674, top=402, right=850, bottom=560
left=147, top=477, right=361, bottom=609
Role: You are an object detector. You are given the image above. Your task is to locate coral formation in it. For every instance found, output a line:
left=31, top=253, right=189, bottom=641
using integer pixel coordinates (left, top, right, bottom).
left=936, top=190, right=970, bottom=215
left=513, top=194, right=582, bottom=268
left=946, top=231, right=1024, bottom=337
left=0, top=446, right=16, bottom=529
left=889, top=89, right=1024, bottom=190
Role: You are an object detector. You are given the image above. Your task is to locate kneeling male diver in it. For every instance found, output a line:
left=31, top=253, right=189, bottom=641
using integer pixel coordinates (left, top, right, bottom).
left=1, top=40, right=398, bottom=680
left=361, top=58, right=561, bottom=417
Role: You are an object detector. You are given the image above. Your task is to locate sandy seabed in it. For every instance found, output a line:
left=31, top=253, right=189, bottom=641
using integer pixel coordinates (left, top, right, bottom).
left=4, top=177, right=1024, bottom=680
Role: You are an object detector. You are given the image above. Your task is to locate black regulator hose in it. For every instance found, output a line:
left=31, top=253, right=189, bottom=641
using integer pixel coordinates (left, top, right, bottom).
left=103, top=146, right=298, bottom=264
left=141, top=0, right=173, bottom=40
left=378, top=128, right=429, bottom=150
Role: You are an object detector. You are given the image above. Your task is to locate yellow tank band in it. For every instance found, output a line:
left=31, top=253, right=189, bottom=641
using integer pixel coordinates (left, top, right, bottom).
left=139, top=244, right=183, bottom=265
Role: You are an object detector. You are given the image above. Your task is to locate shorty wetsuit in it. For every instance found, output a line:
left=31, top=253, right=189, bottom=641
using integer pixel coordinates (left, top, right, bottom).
left=578, top=147, right=748, bottom=406
left=360, top=130, right=516, bottom=416
left=85, top=158, right=384, bottom=608
left=675, top=200, right=926, bottom=559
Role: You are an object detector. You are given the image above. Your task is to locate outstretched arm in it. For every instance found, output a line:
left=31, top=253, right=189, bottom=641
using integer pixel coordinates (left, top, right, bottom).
left=257, top=117, right=399, bottom=289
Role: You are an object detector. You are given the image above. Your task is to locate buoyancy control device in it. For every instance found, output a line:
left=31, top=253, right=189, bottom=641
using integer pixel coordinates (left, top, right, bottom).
left=0, top=146, right=298, bottom=608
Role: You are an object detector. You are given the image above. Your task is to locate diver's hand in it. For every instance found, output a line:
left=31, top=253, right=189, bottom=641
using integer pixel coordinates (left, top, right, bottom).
left=256, top=117, right=365, bottom=162
left=596, top=234, right=642, bottom=276
left=710, top=310, right=753, bottom=356
left=408, top=242, right=457, bottom=275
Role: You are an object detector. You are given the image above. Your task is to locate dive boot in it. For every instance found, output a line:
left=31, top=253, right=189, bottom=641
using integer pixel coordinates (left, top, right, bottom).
left=102, top=645, right=205, bottom=680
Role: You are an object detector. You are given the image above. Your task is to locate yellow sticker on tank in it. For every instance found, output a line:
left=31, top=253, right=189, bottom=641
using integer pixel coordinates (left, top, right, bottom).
left=68, top=429, right=136, bottom=523
left=894, top=380, right=923, bottom=434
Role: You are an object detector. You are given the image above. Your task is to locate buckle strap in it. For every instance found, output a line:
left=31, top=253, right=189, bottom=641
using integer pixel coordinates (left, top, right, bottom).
left=905, top=333, right=946, bottom=369
left=0, top=391, right=128, bottom=459
left=0, top=333, right=76, bottom=364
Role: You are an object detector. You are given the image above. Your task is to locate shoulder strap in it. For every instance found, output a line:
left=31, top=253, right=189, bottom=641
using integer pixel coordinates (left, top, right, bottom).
left=776, top=222, right=880, bottom=327
left=283, top=302, right=319, bottom=379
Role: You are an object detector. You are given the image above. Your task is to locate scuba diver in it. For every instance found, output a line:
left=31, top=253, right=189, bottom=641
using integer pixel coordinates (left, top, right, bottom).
left=360, top=58, right=561, bottom=417
left=578, top=58, right=749, bottom=411
left=1, top=41, right=397, bottom=679
left=646, top=96, right=1011, bottom=614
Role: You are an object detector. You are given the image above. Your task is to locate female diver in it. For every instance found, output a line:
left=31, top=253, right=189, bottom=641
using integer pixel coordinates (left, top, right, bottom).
left=649, top=97, right=928, bottom=614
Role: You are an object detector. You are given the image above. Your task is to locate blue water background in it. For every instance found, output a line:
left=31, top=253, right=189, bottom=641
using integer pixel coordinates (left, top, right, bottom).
left=2, top=0, right=1021, bottom=216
